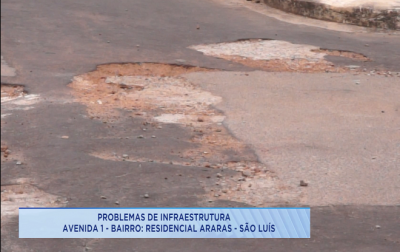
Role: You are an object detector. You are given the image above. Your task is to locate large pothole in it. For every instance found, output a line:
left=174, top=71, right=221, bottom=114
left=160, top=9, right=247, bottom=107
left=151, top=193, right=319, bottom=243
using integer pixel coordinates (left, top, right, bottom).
left=69, top=63, right=215, bottom=122
left=70, top=63, right=302, bottom=206
left=189, top=39, right=375, bottom=73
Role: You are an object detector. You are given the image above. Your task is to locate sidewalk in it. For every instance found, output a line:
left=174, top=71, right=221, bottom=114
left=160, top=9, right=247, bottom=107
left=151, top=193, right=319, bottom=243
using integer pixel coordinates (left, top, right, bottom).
left=260, top=0, right=400, bottom=30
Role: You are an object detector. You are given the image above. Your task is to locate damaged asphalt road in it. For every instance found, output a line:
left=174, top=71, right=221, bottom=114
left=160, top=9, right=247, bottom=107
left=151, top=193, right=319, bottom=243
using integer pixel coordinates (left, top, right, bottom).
left=1, top=0, right=400, bottom=251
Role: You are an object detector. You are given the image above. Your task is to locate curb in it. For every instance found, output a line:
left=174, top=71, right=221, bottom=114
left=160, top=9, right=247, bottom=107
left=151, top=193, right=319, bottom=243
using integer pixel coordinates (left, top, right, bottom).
left=257, top=0, right=400, bottom=30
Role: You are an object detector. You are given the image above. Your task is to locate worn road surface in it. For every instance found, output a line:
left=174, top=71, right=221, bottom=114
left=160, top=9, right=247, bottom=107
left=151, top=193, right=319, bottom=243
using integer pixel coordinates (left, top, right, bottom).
left=1, top=0, right=399, bottom=251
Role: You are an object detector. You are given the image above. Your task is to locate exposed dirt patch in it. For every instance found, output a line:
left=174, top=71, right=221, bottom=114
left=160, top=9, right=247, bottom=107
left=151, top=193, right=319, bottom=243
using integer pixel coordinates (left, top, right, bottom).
left=1, top=142, right=12, bottom=161
left=189, top=40, right=373, bottom=73
left=1, top=84, right=25, bottom=103
left=1, top=84, right=41, bottom=119
left=69, top=63, right=243, bottom=161
left=69, top=63, right=215, bottom=122
left=1, top=143, right=8, bottom=153
left=221, top=55, right=349, bottom=73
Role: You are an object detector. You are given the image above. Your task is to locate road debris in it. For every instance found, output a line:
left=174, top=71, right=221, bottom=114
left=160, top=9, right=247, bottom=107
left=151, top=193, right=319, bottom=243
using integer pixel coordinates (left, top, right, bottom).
left=300, top=180, right=308, bottom=187
left=242, top=170, right=253, bottom=177
left=1, top=144, right=8, bottom=152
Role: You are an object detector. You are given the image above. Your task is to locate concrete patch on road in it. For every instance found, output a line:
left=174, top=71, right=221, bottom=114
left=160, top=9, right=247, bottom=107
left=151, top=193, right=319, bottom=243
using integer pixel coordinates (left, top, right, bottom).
left=190, top=39, right=371, bottom=73
left=1, top=56, right=16, bottom=77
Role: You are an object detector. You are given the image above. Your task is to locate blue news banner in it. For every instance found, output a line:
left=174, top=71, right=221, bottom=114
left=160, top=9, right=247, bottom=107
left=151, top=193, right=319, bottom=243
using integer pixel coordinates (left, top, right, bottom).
left=19, top=208, right=310, bottom=238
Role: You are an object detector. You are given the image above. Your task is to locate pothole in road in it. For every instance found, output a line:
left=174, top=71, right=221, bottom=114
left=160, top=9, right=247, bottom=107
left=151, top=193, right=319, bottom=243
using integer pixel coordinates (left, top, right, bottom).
left=71, top=63, right=302, bottom=206
left=1, top=84, right=25, bottom=103
left=1, top=84, right=41, bottom=120
left=69, top=63, right=216, bottom=123
left=189, top=39, right=371, bottom=73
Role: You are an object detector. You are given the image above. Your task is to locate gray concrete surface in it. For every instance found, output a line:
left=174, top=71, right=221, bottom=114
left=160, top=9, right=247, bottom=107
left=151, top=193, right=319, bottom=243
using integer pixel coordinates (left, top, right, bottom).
left=186, top=71, right=400, bottom=206
left=1, top=56, right=16, bottom=77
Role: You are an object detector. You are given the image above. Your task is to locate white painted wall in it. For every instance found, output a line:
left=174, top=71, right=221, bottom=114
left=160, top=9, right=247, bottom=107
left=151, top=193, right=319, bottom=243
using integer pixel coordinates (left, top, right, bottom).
left=312, top=0, right=400, bottom=9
